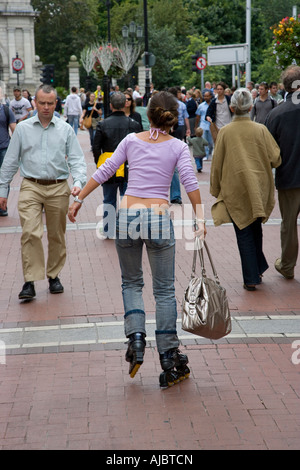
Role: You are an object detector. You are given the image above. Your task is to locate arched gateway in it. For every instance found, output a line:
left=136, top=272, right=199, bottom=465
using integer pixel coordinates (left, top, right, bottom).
left=0, top=0, right=41, bottom=96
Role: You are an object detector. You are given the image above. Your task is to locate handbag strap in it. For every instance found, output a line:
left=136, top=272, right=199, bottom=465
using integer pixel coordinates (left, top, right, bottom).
left=192, top=237, right=205, bottom=277
left=192, top=237, right=221, bottom=285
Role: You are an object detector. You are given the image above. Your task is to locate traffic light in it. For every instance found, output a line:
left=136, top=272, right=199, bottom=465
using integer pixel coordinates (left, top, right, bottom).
left=192, top=51, right=202, bottom=74
left=192, top=54, right=198, bottom=72
left=40, top=64, right=55, bottom=85
left=47, top=65, right=55, bottom=84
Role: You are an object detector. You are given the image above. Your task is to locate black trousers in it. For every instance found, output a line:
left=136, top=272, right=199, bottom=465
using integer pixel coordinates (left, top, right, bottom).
left=233, top=218, right=268, bottom=285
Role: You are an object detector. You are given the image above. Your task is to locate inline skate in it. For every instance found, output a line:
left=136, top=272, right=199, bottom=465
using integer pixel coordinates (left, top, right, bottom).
left=159, top=348, right=190, bottom=389
left=126, top=332, right=146, bottom=378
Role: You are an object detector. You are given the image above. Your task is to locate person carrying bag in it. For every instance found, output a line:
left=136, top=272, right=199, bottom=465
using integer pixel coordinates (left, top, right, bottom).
left=182, top=236, right=231, bottom=340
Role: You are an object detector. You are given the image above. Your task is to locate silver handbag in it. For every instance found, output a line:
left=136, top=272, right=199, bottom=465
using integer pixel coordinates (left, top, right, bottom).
left=182, top=238, right=231, bottom=340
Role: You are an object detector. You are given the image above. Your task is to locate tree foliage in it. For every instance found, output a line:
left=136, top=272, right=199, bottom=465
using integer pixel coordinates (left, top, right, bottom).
left=31, top=0, right=99, bottom=86
left=31, top=0, right=299, bottom=89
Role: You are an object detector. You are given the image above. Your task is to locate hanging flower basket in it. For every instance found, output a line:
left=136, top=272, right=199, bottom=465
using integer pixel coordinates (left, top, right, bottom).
left=271, top=16, right=300, bottom=69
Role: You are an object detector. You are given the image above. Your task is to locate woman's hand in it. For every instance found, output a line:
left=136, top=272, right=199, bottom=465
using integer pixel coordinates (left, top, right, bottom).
left=68, top=201, right=81, bottom=223
left=193, top=220, right=207, bottom=239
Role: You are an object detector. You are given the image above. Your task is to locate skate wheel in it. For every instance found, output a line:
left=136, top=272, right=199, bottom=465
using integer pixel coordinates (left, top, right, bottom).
left=129, top=363, right=141, bottom=378
left=159, top=369, right=182, bottom=388
left=168, top=379, right=179, bottom=386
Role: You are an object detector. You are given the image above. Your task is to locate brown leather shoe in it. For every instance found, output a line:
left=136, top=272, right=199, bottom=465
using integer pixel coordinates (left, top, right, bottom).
left=274, top=258, right=294, bottom=279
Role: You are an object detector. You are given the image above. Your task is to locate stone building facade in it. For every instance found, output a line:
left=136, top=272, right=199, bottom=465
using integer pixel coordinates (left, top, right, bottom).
left=0, top=0, right=41, bottom=97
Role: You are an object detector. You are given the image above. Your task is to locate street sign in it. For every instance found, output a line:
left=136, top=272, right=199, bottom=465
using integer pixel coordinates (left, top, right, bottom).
left=12, top=57, right=24, bottom=72
left=207, top=44, right=248, bottom=66
left=196, top=57, right=207, bottom=70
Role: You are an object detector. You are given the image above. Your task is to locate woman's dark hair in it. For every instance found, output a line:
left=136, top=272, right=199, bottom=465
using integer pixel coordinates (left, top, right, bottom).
left=147, top=91, right=178, bottom=130
left=124, top=89, right=136, bottom=114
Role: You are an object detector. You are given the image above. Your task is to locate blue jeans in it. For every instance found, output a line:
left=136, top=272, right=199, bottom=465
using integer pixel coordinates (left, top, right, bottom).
left=194, top=157, right=203, bottom=171
left=233, top=218, right=268, bottom=285
left=88, top=127, right=96, bottom=146
left=102, top=181, right=127, bottom=237
left=115, top=208, right=179, bottom=353
left=67, top=115, right=80, bottom=135
left=203, top=129, right=214, bottom=158
left=170, top=168, right=181, bottom=202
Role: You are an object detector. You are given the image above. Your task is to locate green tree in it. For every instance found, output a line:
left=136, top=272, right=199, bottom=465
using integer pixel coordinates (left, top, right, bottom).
left=108, top=0, right=191, bottom=88
left=31, top=0, right=298, bottom=90
left=147, top=22, right=180, bottom=89
left=252, top=45, right=280, bottom=83
left=31, top=0, right=99, bottom=88
left=171, top=35, right=226, bottom=89
left=253, top=0, right=297, bottom=33
left=187, top=0, right=246, bottom=45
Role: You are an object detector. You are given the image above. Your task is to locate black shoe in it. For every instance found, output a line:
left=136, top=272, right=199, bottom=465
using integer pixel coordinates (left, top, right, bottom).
left=19, top=281, right=36, bottom=300
left=159, top=348, right=190, bottom=388
left=170, top=199, right=182, bottom=205
left=126, top=333, right=146, bottom=378
left=0, top=209, right=8, bottom=216
left=49, top=276, right=64, bottom=294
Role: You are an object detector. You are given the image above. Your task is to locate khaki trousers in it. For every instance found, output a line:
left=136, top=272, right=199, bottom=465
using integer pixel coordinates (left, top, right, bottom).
left=18, top=179, right=71, bottom=282
left=278, top=187, right=300, bottom=275
left=210, top=122, right=219, bottom=142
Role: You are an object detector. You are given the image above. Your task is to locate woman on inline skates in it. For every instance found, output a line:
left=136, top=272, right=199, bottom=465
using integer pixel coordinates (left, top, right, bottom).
left=68, top=90, right=206, bottom=388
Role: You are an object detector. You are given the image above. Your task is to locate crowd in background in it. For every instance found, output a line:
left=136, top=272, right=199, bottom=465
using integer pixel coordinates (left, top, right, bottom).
left=0, top=66, right=299, bottom=384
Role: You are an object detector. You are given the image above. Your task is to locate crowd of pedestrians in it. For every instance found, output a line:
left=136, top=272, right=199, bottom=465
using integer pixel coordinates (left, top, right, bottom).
left=0, top=65, right=299, bottom=387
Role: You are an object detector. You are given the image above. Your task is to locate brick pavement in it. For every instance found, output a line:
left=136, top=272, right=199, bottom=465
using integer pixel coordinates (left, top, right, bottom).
left=0, top=129, right=299, bottom=450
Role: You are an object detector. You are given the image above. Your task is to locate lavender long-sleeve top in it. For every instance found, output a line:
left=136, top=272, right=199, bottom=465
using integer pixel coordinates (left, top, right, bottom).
left=92, top=133, right=199, bottom=200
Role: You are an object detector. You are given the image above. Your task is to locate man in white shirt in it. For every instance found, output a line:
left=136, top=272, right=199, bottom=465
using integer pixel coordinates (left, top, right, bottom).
left=0, top=84, right=86, bottom=300
left=205, top=81, right=232, bottom=141
left=64, top=86, right=82, bottom=135
left=132, top=85, right=142, bottom=101
left=10, top=86, right=32, bottom=123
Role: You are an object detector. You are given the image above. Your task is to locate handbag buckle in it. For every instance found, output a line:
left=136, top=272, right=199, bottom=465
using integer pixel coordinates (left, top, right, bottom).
left=188, top=292, right=197, bottom=312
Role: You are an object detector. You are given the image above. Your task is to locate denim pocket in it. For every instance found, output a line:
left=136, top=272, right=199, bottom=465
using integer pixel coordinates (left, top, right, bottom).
left=145, top=213, right=174, bottom=248
left=116, top=213, right=137, bottom=247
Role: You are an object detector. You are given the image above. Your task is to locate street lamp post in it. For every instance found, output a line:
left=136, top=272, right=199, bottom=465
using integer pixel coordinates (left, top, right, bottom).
left=246, top=0, right=251, bottom=85
left=121, top=21, right=143, bottom=89
left=143, top=0, right=150, bottom=104
left=103, top=0, right=112, bottom=118
left=106, top=0, right=111, bottom=43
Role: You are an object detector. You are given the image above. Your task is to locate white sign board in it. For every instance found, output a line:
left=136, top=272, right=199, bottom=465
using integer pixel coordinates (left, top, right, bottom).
left=207, top=44, right=248, bottom=66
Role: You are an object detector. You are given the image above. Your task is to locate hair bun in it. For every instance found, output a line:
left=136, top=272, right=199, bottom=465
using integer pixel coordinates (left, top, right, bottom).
left=147, top=91, right=179, bottom=130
